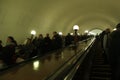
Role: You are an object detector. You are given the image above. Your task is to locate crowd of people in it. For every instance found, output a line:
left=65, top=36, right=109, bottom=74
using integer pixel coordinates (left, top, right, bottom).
left=0, top=31, right=91, bottom=69
left=0, top=23, right=120, bottom=79
left=99, top=23, right=120, bottom=80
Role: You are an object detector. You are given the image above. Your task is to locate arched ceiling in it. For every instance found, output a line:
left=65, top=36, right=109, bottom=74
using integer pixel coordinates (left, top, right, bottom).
left=0, top=0, right=120, bottom=44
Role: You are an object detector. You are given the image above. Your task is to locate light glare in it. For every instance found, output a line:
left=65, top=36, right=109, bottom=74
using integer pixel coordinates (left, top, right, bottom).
left=59, top=32, right=63, bottom=35
left=31, top=30, right=36, bottom=35
left=70, top=33, right=73, bottom=35
left=33, top=61, right=40, bottom=71
left=85, top=30, right=89, bottom=33
left=113, top=28, right=117, bottom=31
left=73, top=25, right=79, bottom=30
left=88, top=32, right=96, bottom=35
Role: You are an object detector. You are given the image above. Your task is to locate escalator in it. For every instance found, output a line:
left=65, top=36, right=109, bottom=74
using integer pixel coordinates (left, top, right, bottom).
left=0, top=38, right=94, bottom=80
left=73, top=39, right=112, bottom=80
left=44, top=38, right=112, bottom=80
left=0, top=38, right=112, bottom=80
left=89, top=44, right=112, bottom=80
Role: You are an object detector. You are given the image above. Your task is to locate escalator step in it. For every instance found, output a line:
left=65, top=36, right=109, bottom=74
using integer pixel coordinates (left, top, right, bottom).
left=92, top=65, right=111, bottom=67
left=91, top=72, right=112, bottom=77
left=93, top=61, right=104, bottom=63
left=93, top=62, right=104, bottom=64
left=92, top=68, right=111, bottom=72
left=94, top=59, right=104, bottom=61
left=94, top=58, right=104, bottom=59
left=90, top=76, right=111, bottom=80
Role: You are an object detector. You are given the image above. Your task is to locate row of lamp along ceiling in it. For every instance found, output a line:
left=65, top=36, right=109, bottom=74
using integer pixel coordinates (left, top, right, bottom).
left=30, top=25, right=96, bottom=37
left=30, top=25, right=118, bottom=37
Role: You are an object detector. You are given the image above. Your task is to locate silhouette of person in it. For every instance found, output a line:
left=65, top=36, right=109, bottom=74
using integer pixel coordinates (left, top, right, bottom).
left=108, top=23, right=120, bottom=80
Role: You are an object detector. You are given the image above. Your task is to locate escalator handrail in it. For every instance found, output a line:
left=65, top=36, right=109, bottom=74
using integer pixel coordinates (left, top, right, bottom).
left=44, top=37, right=95, bottom=80
left=64, top=38, right=96, bottom=80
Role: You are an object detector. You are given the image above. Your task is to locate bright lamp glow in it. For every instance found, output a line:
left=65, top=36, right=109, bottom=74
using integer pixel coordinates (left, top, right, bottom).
left=73, top=25, right=79, bottom=30
left=33, top=61, right=40, bottom=71
left=59, top=32, right=63, bottom=35
left=31, top=30, right=36, bottom=35
left=85, top=30, right=89, bottom=33
left=70, top=33, right=73, bottom=35
left=88, top=32, right=96, bottom=35
left=113, top=28, right=117, bottom=31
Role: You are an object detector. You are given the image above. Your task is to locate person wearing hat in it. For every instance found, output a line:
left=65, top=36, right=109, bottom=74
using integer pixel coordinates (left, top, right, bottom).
left=108, top=23, right=120, bottom=80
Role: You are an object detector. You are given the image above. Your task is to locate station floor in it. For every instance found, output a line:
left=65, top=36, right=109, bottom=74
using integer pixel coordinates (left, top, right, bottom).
left=0, top=39, right=94, bottom=80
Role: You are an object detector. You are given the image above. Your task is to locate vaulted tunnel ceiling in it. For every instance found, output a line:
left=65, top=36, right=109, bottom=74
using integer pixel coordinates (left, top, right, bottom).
left=0, top=0, right=120, bottom=44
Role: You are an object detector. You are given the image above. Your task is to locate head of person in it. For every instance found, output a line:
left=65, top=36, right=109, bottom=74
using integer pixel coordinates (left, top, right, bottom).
left=38, top=34, right=43, bottom=39
left=53, top=31, right=57, bottom=36
left=67, top=33, right=70, bottom=35
left=46, top=33, right=49, bottom=37
left=105, top=28, right=111, bottom=33
left=116, top=23, right=120, bottom=30
left=0, top=40, right=2, bottom=44
left=7, top=36, right=14, bottom=43
left=6, top=36, right=17, bottom=46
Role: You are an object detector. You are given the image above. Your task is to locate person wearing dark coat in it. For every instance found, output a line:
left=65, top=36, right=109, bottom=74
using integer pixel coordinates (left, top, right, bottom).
left=2, top=36, right=17, bottom=65
left=65, top=33, right=73, bottom=46
left=52, top=31, right=63, bottom=50
left=108, top=23, right=120, bottom=80
left=44, top=33, right=52, bottom=52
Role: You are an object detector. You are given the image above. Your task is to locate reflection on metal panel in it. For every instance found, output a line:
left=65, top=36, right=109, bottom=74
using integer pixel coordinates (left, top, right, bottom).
left=33, top=61, right=40, bottom=71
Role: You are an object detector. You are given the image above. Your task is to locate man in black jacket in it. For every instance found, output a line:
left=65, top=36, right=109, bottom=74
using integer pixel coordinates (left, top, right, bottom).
left=108, top=23, right=120, bottom=80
